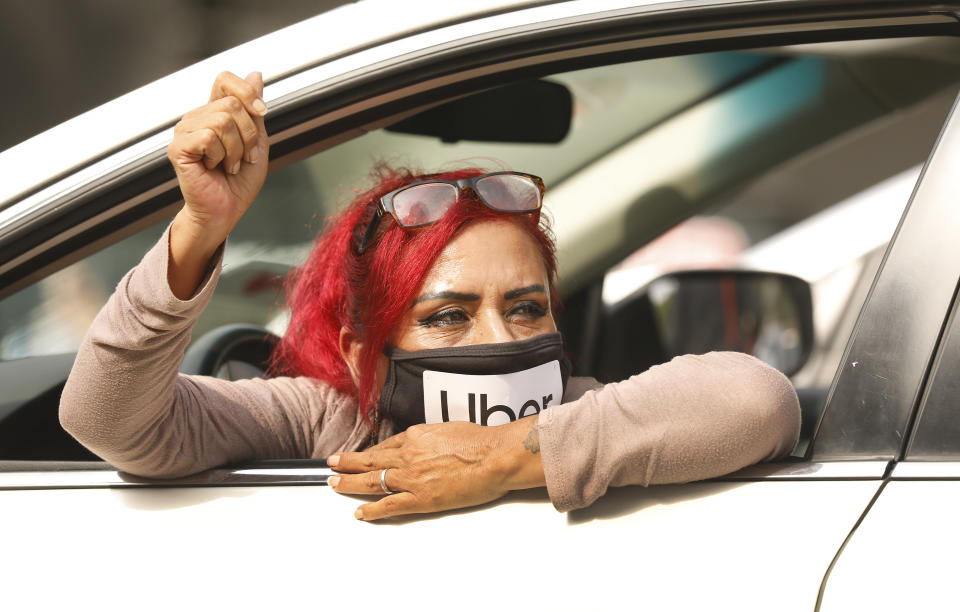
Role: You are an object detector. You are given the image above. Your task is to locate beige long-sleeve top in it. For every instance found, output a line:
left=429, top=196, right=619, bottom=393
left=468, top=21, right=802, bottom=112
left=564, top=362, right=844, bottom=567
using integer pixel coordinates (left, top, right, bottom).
left=59, top=226, right=800, bottom=512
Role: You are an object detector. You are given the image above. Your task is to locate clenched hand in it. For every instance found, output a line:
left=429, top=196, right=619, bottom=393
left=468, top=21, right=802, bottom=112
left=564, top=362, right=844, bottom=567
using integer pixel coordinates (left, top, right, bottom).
left=166, top=70, right=269, bottom=299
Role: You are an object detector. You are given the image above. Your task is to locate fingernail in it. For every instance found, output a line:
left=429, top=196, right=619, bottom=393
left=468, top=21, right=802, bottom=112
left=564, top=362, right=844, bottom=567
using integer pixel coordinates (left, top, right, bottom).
left=253, top=98, right=267, bottom=115
left=230, top=161, right=241, bottom=175
left=354, top=508, right=364, bottom=520
left=327, top=455, right=340, bottom=467
left=249, top=147, right=259, bottom=164
left=327, top=475, right=340, bottom=488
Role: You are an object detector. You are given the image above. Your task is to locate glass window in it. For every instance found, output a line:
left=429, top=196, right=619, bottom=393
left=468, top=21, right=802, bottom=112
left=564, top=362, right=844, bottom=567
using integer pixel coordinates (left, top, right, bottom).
left=0, top=160, right=325, bottom=360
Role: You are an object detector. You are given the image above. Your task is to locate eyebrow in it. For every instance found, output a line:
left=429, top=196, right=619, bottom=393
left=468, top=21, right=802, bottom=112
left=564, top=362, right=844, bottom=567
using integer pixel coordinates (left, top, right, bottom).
left=504, top=284, right=547, bottom=300
left=412, top=284, right=547, bottom=305
left=413, top=290, right=481, bottom=305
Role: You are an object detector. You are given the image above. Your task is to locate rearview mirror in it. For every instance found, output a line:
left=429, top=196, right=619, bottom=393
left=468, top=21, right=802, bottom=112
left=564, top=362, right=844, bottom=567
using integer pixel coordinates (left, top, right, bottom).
left=648, top=270, right=814, bottom=376
left=385, top=79, right=572, bottom=143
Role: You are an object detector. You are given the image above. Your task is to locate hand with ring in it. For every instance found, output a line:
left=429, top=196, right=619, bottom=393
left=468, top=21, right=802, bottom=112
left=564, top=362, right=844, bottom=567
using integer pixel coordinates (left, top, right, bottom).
left=326, top=416, right=547, bottom=521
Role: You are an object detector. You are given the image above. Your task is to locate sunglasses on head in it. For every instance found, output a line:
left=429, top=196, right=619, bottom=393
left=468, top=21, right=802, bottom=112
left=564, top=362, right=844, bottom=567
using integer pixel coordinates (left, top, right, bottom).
left=356, top=171, right=545, bottom=254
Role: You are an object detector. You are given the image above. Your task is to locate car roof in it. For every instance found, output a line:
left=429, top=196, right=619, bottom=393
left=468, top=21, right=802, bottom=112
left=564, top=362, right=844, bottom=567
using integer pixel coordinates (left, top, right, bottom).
left=0, top=0, right=671, bottom=209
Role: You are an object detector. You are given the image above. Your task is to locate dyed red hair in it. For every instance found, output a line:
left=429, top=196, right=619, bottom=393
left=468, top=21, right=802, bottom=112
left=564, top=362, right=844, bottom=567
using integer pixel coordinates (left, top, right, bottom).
left=271, top=165, right=559, bottom=422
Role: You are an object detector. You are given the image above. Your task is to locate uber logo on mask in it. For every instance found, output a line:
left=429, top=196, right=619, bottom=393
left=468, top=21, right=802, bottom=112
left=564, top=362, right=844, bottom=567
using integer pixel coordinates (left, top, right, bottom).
left=422, top=361, right=563, bottom=426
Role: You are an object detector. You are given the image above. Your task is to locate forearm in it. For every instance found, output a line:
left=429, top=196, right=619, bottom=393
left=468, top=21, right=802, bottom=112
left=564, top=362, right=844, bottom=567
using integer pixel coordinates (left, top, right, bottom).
left=497, top=415, right=547, bottom=491
left=168, top=209, right=230, bottom=300
left=538, top=352, right=801, bottom=512
left=59, top=225, right=223, bottom=471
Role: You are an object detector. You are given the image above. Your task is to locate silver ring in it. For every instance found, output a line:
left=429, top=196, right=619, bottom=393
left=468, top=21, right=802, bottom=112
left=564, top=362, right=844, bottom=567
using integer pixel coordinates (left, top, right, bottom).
left=379, top=468, right=392, bottom=494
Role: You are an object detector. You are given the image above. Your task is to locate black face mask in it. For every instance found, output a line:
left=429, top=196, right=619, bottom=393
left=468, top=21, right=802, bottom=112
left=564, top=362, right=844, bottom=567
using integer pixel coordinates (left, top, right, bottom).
left=379, top=332, right=570, bottom=431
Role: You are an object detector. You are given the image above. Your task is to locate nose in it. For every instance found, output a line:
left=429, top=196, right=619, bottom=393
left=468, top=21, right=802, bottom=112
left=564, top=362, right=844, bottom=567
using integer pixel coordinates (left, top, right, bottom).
left=473, top=311, right=515, bottom=345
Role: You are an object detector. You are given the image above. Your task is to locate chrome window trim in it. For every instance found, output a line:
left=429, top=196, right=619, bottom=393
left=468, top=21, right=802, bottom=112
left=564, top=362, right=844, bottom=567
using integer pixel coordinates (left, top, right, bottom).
left=0, top=163, right=178, bottom=284
left=718, top=460, right=890, bottom=481
left=890, top=461, right=960, bottom=479
left=0, top=130, right=175, bottom=236
left=1, top=4, right=956, bottom=297
left=0, top=460, right=889, bottom=490
left=0, top=461, right=334, bottom=491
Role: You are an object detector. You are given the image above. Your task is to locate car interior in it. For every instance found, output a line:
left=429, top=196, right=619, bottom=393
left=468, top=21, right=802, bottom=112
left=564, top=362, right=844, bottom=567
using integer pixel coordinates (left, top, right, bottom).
left=2, top=37, right=960, bottom=466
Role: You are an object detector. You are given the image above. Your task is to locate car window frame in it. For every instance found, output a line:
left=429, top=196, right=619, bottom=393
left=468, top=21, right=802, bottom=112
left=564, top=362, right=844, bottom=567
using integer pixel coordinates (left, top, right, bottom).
left=2, top=2, right=960, bottom=484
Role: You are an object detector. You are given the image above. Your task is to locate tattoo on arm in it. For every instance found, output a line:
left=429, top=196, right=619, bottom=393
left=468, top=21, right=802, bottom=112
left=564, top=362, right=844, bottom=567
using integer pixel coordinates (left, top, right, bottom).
left=522, top=422, right=540, bottom=454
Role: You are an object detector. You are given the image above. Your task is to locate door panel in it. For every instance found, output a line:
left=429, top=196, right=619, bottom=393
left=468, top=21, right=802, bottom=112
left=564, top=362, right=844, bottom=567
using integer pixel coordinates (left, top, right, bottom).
left=819, top=480, right=958, bottom=611
left=1, top=478, right=881, bottom=610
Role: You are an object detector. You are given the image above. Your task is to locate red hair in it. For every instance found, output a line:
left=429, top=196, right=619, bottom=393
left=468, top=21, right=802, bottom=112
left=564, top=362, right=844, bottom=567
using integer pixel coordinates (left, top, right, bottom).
left=271, top=165, right=559, bottom=422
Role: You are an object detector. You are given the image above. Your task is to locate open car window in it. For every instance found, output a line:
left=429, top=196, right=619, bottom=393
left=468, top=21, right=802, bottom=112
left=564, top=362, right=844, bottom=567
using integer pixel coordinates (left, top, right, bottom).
left=1, top=37, right=960, bottom=461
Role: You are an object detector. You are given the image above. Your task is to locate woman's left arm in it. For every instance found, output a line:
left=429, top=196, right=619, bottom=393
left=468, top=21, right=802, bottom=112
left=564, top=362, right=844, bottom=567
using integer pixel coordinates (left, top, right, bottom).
left=329, top=351, right=800, bottom=519
left=538, top=351, right=800, bottom=512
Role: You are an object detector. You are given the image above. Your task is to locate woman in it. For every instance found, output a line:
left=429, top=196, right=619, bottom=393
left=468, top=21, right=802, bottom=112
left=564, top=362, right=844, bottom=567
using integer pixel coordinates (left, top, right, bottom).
left=60, top=72, right=800, bottom=521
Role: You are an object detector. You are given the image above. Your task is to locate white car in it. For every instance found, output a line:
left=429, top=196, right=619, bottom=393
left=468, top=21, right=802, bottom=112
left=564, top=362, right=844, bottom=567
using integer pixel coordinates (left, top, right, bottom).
left=3, top=1, right=960, bottom=610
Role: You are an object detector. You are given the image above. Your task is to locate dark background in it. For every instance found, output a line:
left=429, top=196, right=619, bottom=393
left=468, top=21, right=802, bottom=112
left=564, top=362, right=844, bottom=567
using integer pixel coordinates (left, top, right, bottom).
left=0, top=0, right=347, bottom=153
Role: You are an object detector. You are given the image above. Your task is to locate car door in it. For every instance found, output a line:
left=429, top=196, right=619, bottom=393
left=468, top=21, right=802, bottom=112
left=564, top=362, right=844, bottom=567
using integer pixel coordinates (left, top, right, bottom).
left=2, top=2, right=960, bottom=610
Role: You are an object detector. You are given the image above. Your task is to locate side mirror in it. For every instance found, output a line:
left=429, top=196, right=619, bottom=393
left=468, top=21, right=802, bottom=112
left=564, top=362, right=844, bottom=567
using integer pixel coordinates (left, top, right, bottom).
left=385, top=80, right=572, bottom=144
left=647, top=270, right=814, bottom=377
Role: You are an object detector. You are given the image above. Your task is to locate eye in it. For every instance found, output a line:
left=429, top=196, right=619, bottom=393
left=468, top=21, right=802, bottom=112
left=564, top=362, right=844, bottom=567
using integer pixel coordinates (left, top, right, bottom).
left=508, top=301, right=547, bottom=320
left=418, top=308, right=469, bottom=328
